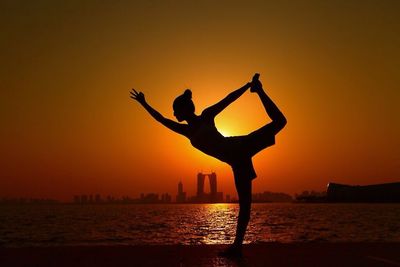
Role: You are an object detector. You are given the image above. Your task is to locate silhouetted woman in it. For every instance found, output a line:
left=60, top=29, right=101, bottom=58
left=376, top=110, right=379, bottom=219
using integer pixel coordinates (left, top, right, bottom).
left=130, top=74, right=286, bottom=257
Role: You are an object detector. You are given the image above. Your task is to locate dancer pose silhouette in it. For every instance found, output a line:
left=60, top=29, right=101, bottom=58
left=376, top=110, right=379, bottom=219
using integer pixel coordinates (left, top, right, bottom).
left=130, top=74, right=286, bottom=257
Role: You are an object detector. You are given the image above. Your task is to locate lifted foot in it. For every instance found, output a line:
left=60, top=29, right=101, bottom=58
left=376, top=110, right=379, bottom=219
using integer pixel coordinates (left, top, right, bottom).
left=250, top=73, right=262, bottom=92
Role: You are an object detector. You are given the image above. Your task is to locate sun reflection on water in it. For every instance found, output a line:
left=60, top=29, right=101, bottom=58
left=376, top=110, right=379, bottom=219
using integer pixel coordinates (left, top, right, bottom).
left=198, top=204, right=238, bottom=245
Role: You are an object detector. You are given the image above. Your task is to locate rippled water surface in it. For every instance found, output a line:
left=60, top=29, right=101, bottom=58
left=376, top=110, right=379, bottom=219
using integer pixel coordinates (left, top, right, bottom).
left=0, top=203, right=399, bottom=247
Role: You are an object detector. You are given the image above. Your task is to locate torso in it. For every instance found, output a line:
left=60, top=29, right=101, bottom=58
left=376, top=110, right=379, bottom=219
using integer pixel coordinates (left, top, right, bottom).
left=185, top=112, right=258, bottom=179
left=187, top=113, right=228, bottom=162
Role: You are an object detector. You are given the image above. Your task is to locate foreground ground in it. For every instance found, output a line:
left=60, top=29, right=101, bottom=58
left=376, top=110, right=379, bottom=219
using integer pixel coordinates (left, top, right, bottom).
left=1, top=243, right=400, bottom=267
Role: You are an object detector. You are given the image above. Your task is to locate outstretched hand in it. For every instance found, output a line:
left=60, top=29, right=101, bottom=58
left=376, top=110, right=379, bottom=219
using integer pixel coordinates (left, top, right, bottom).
left=130, top=89, right=146, bottom=104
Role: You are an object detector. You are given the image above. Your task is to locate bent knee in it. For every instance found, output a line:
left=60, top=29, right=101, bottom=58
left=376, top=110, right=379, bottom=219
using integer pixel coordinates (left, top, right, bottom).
left=278, top=117, right=287, bottom=130
left=268, top=118, right=287, bottom=135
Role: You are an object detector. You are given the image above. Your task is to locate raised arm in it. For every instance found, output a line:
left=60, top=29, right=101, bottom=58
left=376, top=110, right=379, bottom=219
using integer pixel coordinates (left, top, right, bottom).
left=130, top=89, right=188, bottom=136
left=202, top=82, right=252, bottom=118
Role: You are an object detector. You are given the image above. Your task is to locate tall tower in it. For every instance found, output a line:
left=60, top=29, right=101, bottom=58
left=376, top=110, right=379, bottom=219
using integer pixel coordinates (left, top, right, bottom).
left=176, top=181, right=186, bottom=203
left=209, top=172, right=217, bottom=196
left=197, top=173, right=205, bottom=197
left=178, top=181, right=183, bottom=194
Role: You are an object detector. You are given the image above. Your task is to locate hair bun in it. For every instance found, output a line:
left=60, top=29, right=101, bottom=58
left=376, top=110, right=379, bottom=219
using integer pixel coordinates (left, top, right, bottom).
left=183, top=89, right=192, bottom=99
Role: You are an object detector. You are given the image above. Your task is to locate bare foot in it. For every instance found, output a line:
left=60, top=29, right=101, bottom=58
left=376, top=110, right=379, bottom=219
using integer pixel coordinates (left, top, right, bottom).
left=250, top=73, right=262, bottom=92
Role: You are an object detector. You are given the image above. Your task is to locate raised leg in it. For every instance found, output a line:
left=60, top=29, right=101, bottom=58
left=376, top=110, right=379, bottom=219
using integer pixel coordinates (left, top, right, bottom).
left=237, top=76, right=287, bottom=156
left=251, top=75, right=287, bottom=135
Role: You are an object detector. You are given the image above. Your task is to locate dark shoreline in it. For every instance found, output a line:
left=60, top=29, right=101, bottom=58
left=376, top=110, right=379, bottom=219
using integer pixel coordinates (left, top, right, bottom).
left=1, top=243, right=400, bottom=267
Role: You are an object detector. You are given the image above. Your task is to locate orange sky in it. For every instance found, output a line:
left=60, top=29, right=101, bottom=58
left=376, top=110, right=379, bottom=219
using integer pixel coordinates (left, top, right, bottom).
left=1, top=1, right=399, bottom=201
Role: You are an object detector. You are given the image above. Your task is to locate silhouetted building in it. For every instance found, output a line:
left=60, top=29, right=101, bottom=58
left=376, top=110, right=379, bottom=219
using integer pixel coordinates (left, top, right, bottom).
left=195, top=172, right=223, bottom=203
left=253, top=191, right=293, bottom=202
left=197, top=173, right=205, bottom=197
left=81, top=195, right=88, bottom=203
left=176, top=181, right=187, bottom=203
left=209, top=172, right=217, bottom=196
left=178, top=181, right=183, bottom=193
left=106, top=195, right=115, bottom=202
left=327, top=182, right=400, bottom=202
left=295, top=190, right=326, bottom=202
left=161, top=193, right=172, bottom=203
left=140, top=193, right=159, bottom=203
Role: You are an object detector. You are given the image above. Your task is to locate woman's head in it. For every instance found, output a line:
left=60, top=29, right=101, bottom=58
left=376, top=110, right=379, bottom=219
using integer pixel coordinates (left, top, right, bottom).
left=173, top=89, right=195, bottom=121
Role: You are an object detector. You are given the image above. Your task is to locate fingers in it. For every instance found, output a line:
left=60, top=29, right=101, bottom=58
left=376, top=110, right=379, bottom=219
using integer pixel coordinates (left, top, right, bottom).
left=129, top=90, right=138, bottom=100
left=130, top=89, right=137, bottom=96
left=130, top=89, right=139, bottom=97
left=129, top=88, right=145, bottom=103
left=130, top=88, right=143, bottom=97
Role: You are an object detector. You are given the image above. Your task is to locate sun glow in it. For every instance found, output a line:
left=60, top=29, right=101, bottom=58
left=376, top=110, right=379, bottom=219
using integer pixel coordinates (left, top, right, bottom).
left=218, top=127, right=233, bottom=137
left=215, top=119, right=240, bottom=137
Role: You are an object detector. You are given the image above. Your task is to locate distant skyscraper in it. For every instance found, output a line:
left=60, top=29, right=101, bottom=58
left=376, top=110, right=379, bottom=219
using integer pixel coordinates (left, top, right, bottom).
left=197, top=173, right=205, bottom=197
left=176, top=181, right=186, bottom=203
left=161, top=193, right=172, bottom=203
left=178, top=181, right=183, bottom=194
left=209, top=172, right=217, bottom=195
left=196, top=172, right=223, bottom=203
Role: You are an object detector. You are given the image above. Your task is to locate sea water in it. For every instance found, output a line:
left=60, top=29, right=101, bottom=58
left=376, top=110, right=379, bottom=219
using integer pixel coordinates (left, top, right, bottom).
left=0, top=203, right=399, bottom=247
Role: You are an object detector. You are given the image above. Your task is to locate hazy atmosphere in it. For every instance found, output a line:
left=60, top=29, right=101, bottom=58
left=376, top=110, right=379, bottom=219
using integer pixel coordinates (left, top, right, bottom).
left=1, top=0, right=399, bottom=201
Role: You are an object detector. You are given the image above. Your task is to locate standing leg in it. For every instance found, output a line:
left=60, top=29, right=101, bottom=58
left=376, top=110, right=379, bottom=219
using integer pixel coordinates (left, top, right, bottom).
left=234, top=177, right=252, bottom=246
left=220, top=175, right=252, bottom=257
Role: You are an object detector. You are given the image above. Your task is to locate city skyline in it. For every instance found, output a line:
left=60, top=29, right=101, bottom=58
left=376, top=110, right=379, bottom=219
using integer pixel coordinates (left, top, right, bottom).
left=0, top=171, right=296, bottom=203
left=5, top=179, right=400, bottom=204
left=1, top=173, right=399, bottom=202
left=1, top=171, right=398, bottom=203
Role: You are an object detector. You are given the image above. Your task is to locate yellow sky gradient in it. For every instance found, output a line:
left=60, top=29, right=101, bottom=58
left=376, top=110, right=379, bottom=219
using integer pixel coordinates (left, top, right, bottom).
left=1, top=1, right=399, bottom=201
